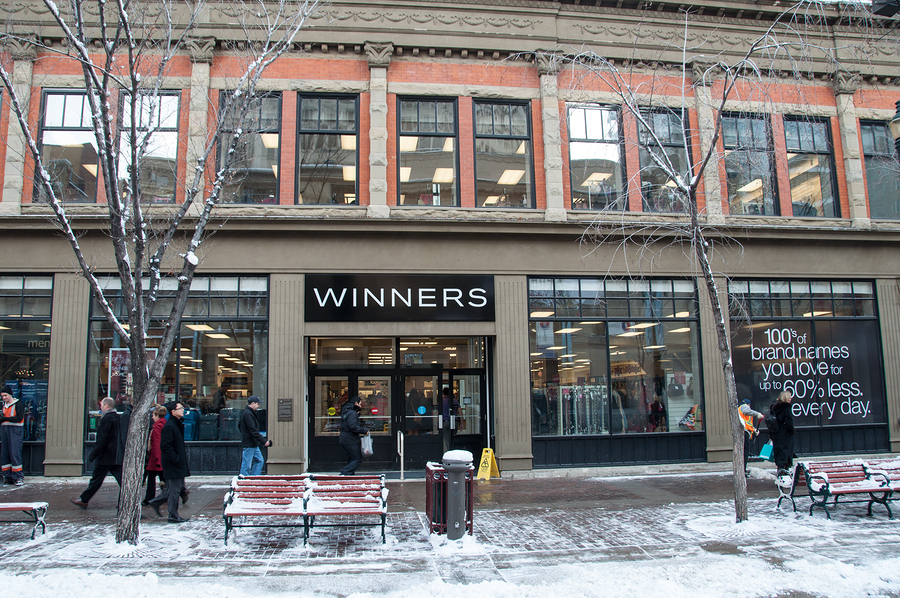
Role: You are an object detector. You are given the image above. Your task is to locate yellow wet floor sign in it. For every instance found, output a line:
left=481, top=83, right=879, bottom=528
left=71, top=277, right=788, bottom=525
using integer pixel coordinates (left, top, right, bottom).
left=476, top=448, right=500, bottom=480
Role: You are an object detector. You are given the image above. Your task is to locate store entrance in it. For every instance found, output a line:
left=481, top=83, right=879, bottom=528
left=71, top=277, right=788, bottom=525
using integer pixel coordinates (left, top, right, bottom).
left=307, top=336, right=490, bottom=473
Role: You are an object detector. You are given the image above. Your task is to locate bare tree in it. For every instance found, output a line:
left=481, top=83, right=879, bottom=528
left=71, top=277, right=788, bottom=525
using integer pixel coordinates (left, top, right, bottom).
left=0, top=0, right=319, bottom=544
left=537, top=0, right=893, bottom=522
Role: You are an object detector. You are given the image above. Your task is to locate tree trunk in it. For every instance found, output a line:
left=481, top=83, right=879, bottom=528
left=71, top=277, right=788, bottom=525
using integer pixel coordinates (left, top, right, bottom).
left=694, top=234, right=748, bottom=522
left=115, top=387, right=156, bottom=544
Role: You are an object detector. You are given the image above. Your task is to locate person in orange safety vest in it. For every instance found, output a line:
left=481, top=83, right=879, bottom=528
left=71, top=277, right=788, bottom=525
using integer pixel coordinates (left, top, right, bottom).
left=0, top=385, right=25, bottom=485
left=739, top=398, right=764, bottom=476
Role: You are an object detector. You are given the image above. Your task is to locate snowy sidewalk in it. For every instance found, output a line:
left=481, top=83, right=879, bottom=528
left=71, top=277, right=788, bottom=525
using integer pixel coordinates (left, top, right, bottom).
left=0, top=471, right=899, bottom=597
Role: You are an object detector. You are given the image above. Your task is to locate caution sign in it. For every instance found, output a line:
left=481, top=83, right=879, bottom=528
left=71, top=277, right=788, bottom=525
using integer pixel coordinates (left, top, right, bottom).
left=476, top=448, right=500, bottom=480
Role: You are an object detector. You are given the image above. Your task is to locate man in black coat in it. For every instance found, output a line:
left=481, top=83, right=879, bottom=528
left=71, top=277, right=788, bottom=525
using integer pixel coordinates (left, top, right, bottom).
left=148, top=402, right=191, bottom=523
left=339, top=396, right=369, bottom=476
left=71, top=397, right=122, bottom=509
left=238, top=396, right=271, bottom=476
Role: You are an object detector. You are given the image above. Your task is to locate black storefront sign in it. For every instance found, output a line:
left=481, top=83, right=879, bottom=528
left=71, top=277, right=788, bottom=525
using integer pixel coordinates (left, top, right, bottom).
left=1, top=335, right=51, bottom=356
left=305, top=274, right=495, bottom=322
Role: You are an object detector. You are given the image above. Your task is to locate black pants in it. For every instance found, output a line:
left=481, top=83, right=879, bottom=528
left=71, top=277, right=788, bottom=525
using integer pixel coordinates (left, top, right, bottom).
left=80, top=463, right=122, bottom=503
left=144, top=470, right=163, bottom=503
left=149, top=476, right=188, bottom=515
left=340, top=439, right=362, bottom=475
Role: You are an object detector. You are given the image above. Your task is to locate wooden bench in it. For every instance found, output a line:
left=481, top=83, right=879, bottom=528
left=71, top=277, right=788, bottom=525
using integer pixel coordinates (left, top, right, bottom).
left=0, top=502, right=49, bottom=539
left=222, top=475, right=388, bottom=546
left=798, top=460, right=892, bottom=519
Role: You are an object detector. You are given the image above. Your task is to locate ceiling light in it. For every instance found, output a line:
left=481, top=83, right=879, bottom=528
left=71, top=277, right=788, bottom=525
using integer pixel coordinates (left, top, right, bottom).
left=483, top=195, right=500, bottom=205
left=226, top=348, right=244, bottom=351
left=644, top=345, right=666, bottom=350
left=442, top=138, right=454, bottom=152
left=556, top=327, right=583, bottom=334
left=497, top=169, right=525, bottom=186
left=186, top=324, right=214, bottom=331
left=546, top=345, right=567, bottom=350
left=343, top=166, right=356, bottom=182
left=336, top=347, right=354, bottom=351
left=341, top=135, right=356, bottom=151
left=669, top=327, right=691, bottom=333
left=530, top=311, right=554, bottom=318
left=400, top=167, right=411, bottom=182
left=580, top=172, right=612, bottom=187
left=260, top=133, right=279, bottom=149
left=399, top=136, right=418, bottom=152
left=618, top=331, right=643, bottom=337
left=515, top=141, right=526, bottom=155
left=432, top=168, right=454, bottom=183
left=206, top=333, right=230, bottom=339
left=629, top=322, right=659, bottom=329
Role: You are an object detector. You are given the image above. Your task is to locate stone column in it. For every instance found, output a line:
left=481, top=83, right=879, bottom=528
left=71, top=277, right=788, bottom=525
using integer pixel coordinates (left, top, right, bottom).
left=266, top=274, right=306, bottom=473
left=690, top=61, right=723, bottom=224
left=44, top=275, right=91, bottom=476
left=537, top=52, right=566, bottom=222
left=833, top=70, right=869, bottom=227
left=365, top=42, right=392, bottom=219
left=1, top=39, right=36, bottom=215
left=700, top=275, right=733, bottom=462
left=877, top=279, right=900, bottom=452
left=186, top=38, right=215, bottom=215
left=493, top=275, right=532, bottom=471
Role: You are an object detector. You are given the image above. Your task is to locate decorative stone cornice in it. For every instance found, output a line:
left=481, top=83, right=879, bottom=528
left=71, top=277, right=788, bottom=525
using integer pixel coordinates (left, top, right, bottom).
left=4, top=37, right=37, bottom=62
left=690, top=60, right=720, bottom=86
left=536, top=51, right=562, bottom=76
left=187, top=37, right=216, bottom=64
left=833, top=69, right=860, bottom=96
left=365, top=42, right=393, bottom=68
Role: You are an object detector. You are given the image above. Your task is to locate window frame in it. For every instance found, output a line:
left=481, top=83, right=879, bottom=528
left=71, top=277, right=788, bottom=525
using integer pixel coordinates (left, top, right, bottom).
left=36, top=89, right=99, bottom=203
left=117, top=90, right=181, bottom=204
left=396, top=96, right=460, bottom=207
left=782, top=116, right=840, bottom=218
left=218, top=91, right=283, bottom=205
left=721, top=112, right=779, bottom=216
left=637, top=107, right=692, bottom=214
left=859, top=120, right=900, bottom=220
left=295, top=93, right=359, bottom=206
left=472, top=99, right=535, bottom=209
left=565, top=103, right=627, bottom=211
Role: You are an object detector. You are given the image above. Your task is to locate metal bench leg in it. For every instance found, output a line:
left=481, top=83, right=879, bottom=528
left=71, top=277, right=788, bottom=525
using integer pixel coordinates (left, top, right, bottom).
left=32, top=507, right=47, bottom=539
left=381, top=513, right=386, bottom=544
left=224, top=516, right=232, bottom=546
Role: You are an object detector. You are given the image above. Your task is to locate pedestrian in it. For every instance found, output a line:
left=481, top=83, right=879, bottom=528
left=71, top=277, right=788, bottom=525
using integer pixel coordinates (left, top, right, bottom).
left=143, top=405, right=167, bottom=506
left=0, top=385, right=25, bottom=485
left=116, top=400, right=132, bottom=466
left=738, top=397, right=765, bottom=476
left=71, top=397, right=122, bottom=508
left=147, top=402, right=190, bottom=523
left=769, top=391, right=796, bottom=475
left=339, top=395, right=369, bottom=476
left=238, top=395, right=272, bottom=477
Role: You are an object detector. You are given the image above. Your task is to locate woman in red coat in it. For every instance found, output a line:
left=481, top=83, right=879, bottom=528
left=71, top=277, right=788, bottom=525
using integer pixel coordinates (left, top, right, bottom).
left=143, top=405, right=168, bottom=506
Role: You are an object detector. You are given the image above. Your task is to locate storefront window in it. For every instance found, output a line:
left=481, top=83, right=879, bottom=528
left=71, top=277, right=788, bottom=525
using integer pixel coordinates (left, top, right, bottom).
left=530, top=278, right=702, bottom=436
left=729, top=280, right=884, bottom=427
left=87, top=276, right=268, bottom=441
left=0, top=276, right=53, bottom=442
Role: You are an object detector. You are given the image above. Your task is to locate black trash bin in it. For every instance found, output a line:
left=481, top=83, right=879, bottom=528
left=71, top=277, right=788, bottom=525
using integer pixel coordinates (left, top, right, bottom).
left=425, top=461, right=475, bottom=535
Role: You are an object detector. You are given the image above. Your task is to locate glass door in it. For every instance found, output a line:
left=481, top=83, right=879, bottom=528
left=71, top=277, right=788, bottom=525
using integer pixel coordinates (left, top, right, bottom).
left=398, top=372, right=443, bottom=469
left=447, top=372, right=486, bottom=458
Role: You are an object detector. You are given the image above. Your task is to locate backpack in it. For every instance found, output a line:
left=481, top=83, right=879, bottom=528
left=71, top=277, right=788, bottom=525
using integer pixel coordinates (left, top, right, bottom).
left=764, top=414, right=779, bottom=435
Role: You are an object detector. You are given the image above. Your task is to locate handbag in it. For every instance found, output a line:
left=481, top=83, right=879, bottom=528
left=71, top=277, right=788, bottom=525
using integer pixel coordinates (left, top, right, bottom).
left=361, top=434, right=374, bottom=457
left=759, top=440, right=774, bottom=462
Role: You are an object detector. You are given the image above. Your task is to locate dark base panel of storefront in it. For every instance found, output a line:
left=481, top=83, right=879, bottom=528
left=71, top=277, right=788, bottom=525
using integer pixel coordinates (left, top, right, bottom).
left=532, top=433, right=707, bottom=468
left=759, top=425, right=889, bottom=457
left=84, top=442, right=247, bottom=476
left=23, top=442, right=45, bottom=476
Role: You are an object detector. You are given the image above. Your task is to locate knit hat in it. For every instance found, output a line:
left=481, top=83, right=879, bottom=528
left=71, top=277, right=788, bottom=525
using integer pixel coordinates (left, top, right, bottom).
left=247, top=396, right=261, bottom=404
left=0, top=385, right=12, bottom=396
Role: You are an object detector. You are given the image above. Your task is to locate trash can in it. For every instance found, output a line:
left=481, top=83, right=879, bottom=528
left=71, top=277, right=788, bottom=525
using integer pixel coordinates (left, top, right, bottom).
left=425, top=458, right=475, bottom=536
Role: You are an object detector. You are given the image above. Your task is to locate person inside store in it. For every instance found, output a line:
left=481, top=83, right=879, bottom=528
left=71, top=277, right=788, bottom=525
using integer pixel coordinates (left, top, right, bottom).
left=405, top=388, right=426, bottom=435
left=147, top=402, right=191, bottom=522
left=769, top=391, right=796, bottom=476
left=738, top=397, right=765, bottom=476
left=143, top=405, right=168, bottom=506
left=442, top=386, right=461, bottom=451
left=213, top=382, right=231, bottom=413
left=648, top=394, right=667, bottom=432
left=0, top=385, right=25, bottom=485
left=71, top=397, right=121, bottom=508
left=238, top=395, right=272, bottom=476
left=339, top=395, right=369, bottom=476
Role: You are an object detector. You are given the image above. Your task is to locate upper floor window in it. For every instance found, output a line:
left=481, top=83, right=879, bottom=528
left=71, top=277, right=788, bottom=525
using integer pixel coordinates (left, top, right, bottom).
left=860, top=121, right=900, bottom=220
left=220, top=93, right=280, bottom=204
left=297, top=95, right=358, bottom=205
left=474, top=100, right=532, bottom=208
left=118, top=92, right=180, bottom=203
left=722, top=114, right=777, bottom=216
left=39, top=91, right=98, bottom=203
left=566, top=104, right=625, bottom=210
left=783, top=117, right=838, bottom=217
left=638, top=108, right=690, bottom=213
left=398, top=99, right=457, bottom=206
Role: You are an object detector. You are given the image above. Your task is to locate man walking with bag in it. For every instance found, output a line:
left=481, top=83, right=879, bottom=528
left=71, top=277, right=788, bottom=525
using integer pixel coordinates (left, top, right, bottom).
left=239, top=396, right=271, bottom=476
left=71, top=397, right=121, bottom=508
left=339, top=395, right=369, bottom=476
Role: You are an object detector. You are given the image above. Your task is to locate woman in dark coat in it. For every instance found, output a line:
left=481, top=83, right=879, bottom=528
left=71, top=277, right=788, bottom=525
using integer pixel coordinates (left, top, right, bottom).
left=339, top=396, right=369, bottom=476
left=770, top=391, right=796, bottom=474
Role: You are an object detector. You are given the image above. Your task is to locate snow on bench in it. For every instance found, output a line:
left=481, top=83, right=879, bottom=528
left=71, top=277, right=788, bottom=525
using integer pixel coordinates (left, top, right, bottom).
left=0, top=502, right=49, bottom=539
left=222, top=475, right=388, bottom=546
left=798, top=460, right=892, bottom=519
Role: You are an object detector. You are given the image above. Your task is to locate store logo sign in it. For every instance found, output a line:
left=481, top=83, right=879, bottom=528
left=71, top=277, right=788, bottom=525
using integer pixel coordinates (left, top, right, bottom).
left=305, top=274, right=495, bottom=322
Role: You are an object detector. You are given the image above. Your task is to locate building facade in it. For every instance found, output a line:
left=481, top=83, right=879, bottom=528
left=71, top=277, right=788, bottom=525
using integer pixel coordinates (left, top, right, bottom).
left=0, top=0, right=898, bottom=476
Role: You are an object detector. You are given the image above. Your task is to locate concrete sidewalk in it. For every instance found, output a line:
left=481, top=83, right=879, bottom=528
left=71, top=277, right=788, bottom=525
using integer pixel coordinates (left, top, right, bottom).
left=0, top=464, right=897, bottom=596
